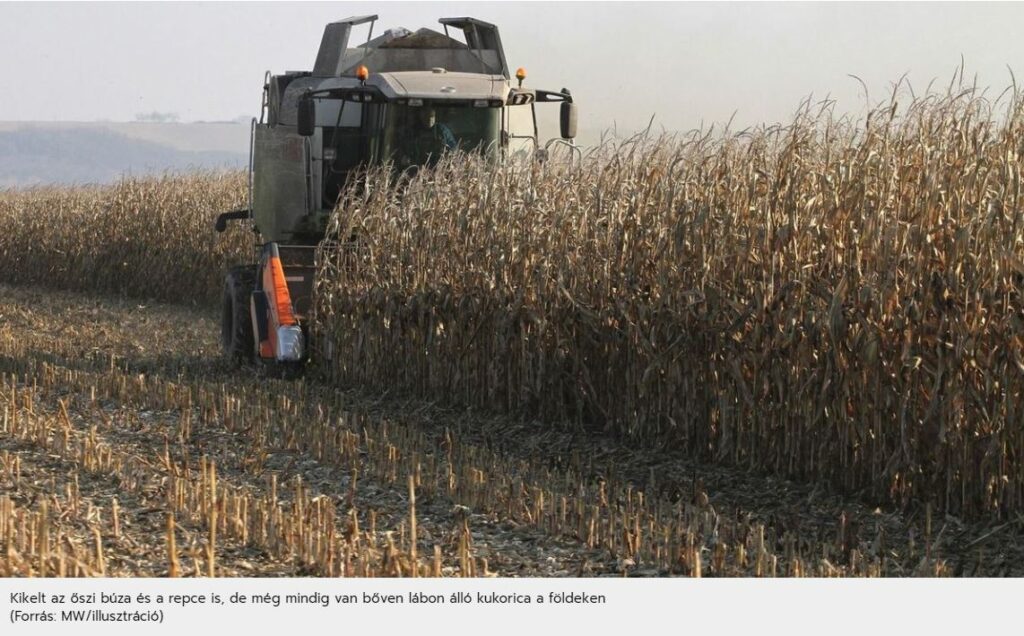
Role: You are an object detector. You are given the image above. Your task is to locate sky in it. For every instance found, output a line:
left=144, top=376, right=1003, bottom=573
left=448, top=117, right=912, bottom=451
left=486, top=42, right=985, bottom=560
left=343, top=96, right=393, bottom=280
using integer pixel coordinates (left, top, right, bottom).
left=2, top=1, right=1024, bottom=137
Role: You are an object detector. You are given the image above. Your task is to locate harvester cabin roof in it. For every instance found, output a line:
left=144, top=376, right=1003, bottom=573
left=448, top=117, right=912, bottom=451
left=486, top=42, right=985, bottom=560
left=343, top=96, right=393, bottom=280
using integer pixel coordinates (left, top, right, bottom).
left=335, top=28, right=505, bottom=77
left=276, top=70, right=510, bottom=127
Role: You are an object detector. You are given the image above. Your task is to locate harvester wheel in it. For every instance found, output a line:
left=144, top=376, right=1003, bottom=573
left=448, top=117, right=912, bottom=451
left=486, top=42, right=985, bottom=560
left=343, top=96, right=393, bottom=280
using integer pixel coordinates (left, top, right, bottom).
left=221, top=265, right=256, bottom=362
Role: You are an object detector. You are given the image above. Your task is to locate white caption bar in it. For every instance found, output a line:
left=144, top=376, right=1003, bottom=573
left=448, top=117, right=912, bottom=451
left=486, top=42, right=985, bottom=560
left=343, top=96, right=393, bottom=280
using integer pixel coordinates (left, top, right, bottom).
left=1, top=578, right=1021, bottom=635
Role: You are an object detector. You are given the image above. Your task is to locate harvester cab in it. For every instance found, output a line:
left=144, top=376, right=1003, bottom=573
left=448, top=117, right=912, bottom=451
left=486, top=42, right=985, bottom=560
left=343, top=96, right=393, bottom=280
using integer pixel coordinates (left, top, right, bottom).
left=216, top=15, right=578, bottom=369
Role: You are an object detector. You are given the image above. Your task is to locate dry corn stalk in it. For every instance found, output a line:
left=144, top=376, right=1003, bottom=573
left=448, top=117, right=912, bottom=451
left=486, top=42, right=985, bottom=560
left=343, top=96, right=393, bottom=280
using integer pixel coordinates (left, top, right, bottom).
left=316, top=83, right=1024, bottom=519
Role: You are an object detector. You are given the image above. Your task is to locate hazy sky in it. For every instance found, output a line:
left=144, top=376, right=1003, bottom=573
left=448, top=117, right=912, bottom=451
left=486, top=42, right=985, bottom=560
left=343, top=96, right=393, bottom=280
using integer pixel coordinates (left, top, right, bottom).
left=3, top=1, right=1024, bottom=136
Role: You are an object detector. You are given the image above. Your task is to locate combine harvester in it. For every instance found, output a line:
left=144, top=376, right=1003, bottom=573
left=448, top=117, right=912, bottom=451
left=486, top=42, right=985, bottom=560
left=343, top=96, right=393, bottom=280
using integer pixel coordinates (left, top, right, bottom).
left=216, top=14, right=578, bottom=371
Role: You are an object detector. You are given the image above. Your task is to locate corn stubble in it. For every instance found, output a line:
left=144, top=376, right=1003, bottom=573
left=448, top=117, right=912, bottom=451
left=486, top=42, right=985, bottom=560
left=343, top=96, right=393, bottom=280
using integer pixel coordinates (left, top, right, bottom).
left=318, top=86, right=1024, bottom=519
left=0, top=333, right=951, bottom=577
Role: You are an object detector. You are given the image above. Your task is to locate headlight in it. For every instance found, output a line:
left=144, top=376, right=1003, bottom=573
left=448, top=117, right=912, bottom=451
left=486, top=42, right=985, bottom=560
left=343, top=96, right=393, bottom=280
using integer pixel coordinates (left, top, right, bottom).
left=275, top=326, right=304, bottom=361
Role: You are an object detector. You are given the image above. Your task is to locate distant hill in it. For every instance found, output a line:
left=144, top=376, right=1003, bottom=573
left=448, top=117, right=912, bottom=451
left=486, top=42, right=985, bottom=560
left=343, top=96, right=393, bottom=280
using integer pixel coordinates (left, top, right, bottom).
left=0, top=123, right=249, bottom=187
left=0, top=120, right=610, bottom=188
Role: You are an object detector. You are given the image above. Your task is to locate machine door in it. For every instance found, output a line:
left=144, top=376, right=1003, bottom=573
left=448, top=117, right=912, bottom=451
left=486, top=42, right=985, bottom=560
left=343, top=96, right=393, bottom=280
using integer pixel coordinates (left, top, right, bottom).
left=504, top=103, right=537, bottom=159
left=252, top=124, right=314, bottom=242
left=319, top=100, right=372, bottom=208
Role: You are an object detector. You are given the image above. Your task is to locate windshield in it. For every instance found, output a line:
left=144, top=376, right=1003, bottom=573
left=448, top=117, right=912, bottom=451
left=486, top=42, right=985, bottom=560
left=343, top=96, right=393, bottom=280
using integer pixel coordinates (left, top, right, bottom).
left=381, top=104, right=500, bottom=169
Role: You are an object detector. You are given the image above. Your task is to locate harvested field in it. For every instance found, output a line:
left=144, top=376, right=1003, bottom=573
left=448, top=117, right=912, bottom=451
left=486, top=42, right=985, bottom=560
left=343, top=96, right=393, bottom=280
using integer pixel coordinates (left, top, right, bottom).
left=1, top=284, right=1022, bottom=576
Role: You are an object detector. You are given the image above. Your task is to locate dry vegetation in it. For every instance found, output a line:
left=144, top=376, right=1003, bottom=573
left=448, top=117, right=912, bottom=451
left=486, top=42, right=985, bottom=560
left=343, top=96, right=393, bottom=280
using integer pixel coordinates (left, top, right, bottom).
left=0, top=172, right=250, bottom=304
left=317, top=85, right=1024, bottom=520
left=5, top=285, right=1005, bottom=577
left=1, top=82, right=1023, bottom=577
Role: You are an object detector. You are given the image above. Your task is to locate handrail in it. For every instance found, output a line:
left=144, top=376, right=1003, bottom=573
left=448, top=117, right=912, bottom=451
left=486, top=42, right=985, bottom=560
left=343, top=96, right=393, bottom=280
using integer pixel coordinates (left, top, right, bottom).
left=260, top=70, right=271, bottom=125
left=248, top=117, right=256, bottom=220
left=544, top=138, right=583, bottom=168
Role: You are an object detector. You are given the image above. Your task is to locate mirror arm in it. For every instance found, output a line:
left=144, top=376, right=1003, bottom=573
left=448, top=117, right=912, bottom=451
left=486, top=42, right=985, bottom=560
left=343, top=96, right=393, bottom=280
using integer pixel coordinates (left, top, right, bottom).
left=215, top=208, right=251, bottom=232
left=533, top=89, right=573, bottom=104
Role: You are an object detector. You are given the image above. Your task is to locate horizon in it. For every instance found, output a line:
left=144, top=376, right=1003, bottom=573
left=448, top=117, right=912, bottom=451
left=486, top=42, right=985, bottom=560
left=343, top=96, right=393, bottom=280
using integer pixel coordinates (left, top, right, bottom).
left=4, top=1, right=1024, bottom=185
left=2, top=2, right=1024, bottom=134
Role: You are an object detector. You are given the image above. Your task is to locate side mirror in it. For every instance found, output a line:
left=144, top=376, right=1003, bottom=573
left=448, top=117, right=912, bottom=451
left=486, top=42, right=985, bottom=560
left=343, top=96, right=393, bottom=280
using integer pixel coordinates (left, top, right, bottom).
left=560, top=99, right=577, bottom=140
left=298, top=94, right=315, bottom=137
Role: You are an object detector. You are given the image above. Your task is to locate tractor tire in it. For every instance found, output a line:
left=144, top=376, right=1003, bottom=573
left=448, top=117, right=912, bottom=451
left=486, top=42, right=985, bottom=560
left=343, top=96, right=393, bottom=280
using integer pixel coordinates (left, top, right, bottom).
left=221, top=265, right=256, bottom=363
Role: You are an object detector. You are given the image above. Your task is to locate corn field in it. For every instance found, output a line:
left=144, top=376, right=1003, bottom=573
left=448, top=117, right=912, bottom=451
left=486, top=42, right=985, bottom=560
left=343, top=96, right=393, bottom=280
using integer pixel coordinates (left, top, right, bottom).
left=1, top=83, right=1023, bottom=578
left=0, top=172, right=250, bottom=305
left=317, top=86, right=1024, bottom=519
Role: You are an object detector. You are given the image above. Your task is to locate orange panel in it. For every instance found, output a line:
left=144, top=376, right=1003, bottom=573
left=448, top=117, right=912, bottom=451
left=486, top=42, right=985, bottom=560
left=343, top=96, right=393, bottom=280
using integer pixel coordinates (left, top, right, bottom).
left=256, top=252, right=298, bottom=359
left=269, top=256, right=297, bottom=327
